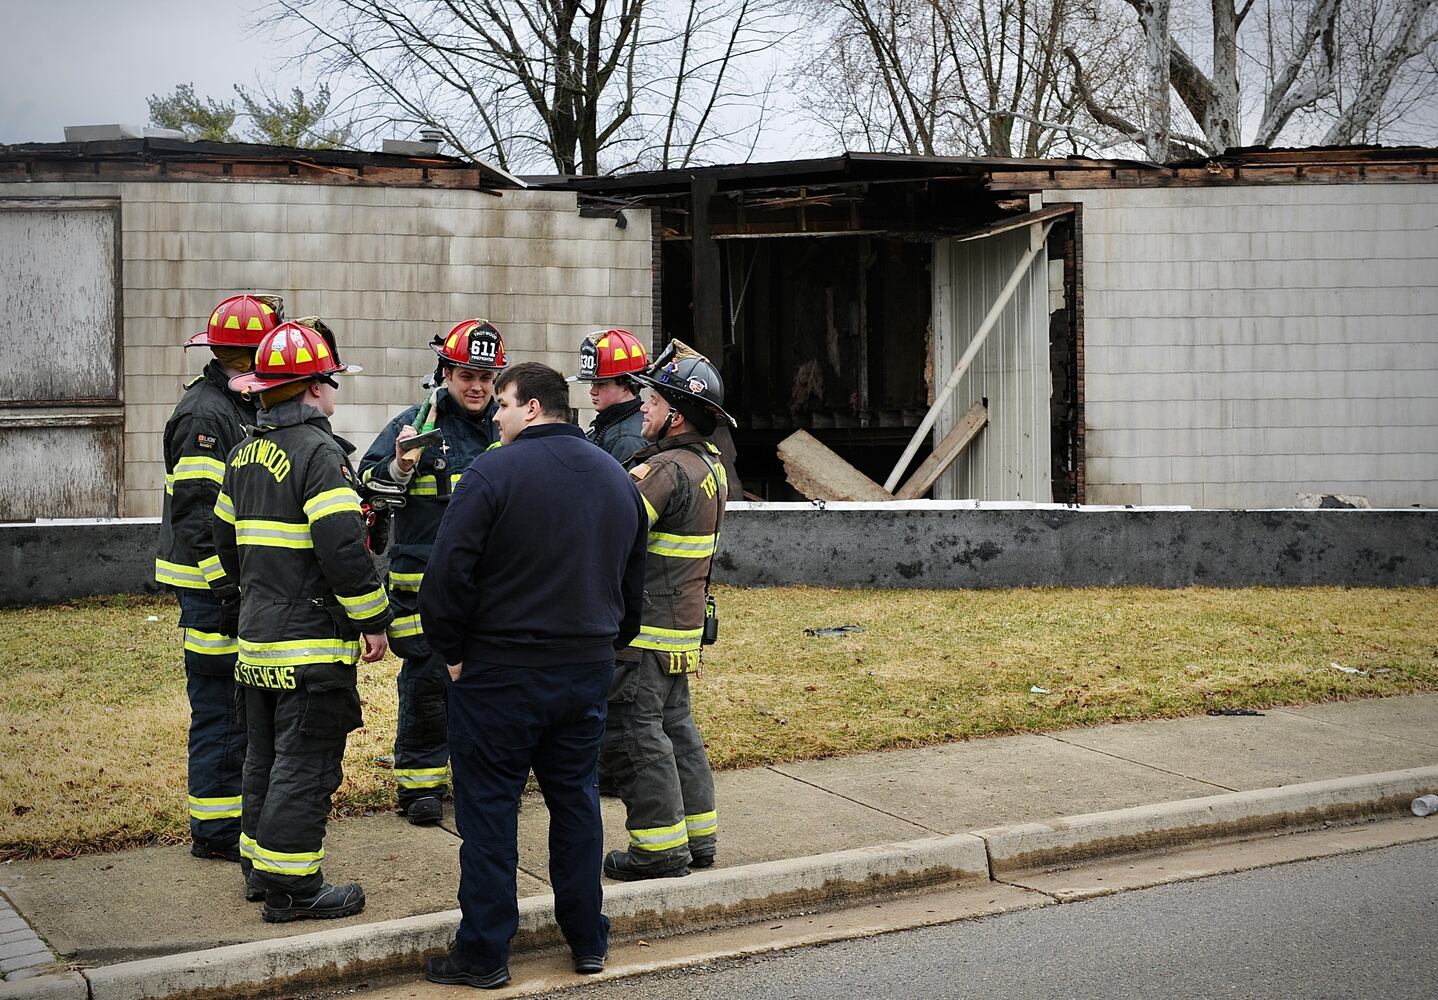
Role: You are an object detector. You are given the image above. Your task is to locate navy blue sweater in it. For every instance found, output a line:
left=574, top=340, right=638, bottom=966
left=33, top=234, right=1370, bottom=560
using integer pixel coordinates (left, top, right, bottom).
left=419, top=422, right=648, bottom=667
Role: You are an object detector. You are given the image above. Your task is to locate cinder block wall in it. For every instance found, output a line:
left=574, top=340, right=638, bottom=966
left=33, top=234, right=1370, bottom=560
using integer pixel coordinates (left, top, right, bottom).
left=1046, top=183, right=1438, bottom=509
left=11, top=180, right=652, bottom=517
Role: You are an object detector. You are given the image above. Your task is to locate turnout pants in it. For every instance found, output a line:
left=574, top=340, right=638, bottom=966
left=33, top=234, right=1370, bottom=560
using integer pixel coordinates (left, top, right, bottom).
left=602, top=650, right=717, bottom=872
left=238, top=676, right=362, bottom=894
left=448, top=659, right=613, bottom=973
left=177, top=591, right=245, bottom=847
left=394, top=650, right=450, bottom=805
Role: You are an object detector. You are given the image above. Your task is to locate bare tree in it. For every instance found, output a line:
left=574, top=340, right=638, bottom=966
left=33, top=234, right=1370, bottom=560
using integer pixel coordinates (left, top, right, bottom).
left=1068, top=0, right=1438, bottom=155
left=793, top=0, right=1143, bottom=158
left=264, top=0, right=791, bottom=174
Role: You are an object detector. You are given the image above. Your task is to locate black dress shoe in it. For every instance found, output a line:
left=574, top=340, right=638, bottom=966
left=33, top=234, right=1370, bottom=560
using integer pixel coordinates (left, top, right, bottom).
left=403, top=796, right=443, bottom=825
left=191, top=839, right=242, bottom=863
left=424, top=953, right=511, bottom=989
left=574, top=953, right=607, bottom=975
left=603, top=849, right=689, bottom=882
left=262, top=881, right=366, bottom=923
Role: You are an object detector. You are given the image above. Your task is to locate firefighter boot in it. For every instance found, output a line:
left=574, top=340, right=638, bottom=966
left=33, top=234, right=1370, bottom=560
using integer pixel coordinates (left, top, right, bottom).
left=603, top=849, right=689, bottom=882
left=689, top=850, right=716, bottom=870
left=262, top=881, right=366, bottom=923
left=403, top=795, right=443, bottom=826
left=240, top=860, right=265, bottom=902
left=191, top=838, right=242, bottom=863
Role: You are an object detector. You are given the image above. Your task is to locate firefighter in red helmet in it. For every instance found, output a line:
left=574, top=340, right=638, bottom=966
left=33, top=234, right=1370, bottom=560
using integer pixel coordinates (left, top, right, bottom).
left=357, top=319, right=507, bottom=825
left=567, top=328, right=649, bottom=467
left=156, top=293, right=282, bottom=866
left=213, top=319, right=391, bottom=921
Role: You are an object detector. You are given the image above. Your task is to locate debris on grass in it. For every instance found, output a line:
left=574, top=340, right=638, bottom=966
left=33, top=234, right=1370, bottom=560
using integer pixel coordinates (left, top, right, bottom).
left=1330, top=661, right=1367, bottom=675
left=1030, top=685, right=1050, bottom=694
left=804, top=624, right=866, bottom=637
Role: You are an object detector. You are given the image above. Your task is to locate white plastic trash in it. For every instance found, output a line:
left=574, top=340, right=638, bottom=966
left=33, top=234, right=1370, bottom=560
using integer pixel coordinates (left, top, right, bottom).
left=1412, top=794, right=1438, bottom=817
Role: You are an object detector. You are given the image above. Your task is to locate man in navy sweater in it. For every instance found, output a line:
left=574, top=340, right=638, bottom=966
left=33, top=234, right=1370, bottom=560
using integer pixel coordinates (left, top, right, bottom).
left=418, top=362, right=647, bottom=990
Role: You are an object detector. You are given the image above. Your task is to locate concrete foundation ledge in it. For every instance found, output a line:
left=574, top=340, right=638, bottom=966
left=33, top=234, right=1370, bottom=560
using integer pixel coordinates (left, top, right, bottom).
left=974, top=765, right=1438, bottom=875
left=71, top=834, right=989, bottom=1000
left=0, top=971, right=88, bottom=1000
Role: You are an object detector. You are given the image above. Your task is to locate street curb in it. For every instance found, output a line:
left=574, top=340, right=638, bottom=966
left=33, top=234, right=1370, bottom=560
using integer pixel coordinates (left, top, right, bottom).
left=973, top=764, right=1438, bottom=875
left=0, top=971, right=86, bottom=1000
left=68, top=835, right=991, bottom=1000
left=6, top=768, right=1435, bottom=1000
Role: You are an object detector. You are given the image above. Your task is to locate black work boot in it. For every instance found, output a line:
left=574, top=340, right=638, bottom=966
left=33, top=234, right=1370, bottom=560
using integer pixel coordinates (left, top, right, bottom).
left=424, top=951, right=510, bottom=989
left=603, top=849, right=688, bottom=882
left=689, top=850, right=716, bottom=870
left=262, top=881, right=366, bottom=923
left=403, top=796, right=443, bottom=826
left=191, top=838, right=242, bottom=863
left=239, top=860, right=265, bottom=902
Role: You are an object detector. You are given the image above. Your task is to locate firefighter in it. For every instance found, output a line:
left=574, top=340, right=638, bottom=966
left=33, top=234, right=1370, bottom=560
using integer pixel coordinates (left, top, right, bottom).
left=357, top=320, right=506, bottom=825
left=601, top=340, right=733, bottom=881
left=214, top=319, right=391, bottom=922
left=156, top=293, right=282, bottom=863
left=566, top=328, right=649, bottom=466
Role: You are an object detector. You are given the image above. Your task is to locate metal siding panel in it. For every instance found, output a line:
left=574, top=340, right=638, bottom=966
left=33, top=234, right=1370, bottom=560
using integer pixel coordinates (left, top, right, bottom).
left=0, top=204, right=118, bottom=403
left=0, top=424, right=121, bottom=519
left=932, top=227, right=1051, bottom=500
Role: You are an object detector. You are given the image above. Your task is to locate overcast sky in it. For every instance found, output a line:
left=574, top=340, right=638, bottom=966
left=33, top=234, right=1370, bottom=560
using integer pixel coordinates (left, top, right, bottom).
left=0, top=0, right=292, bottom=144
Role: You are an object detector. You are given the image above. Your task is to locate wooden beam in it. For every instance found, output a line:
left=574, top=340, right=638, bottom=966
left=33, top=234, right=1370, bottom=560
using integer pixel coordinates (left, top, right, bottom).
left=690, top=175, right=723, bottom=362
left=894, top=402, right=988, bottom=500
left=778, top=430, right=893, bottom=501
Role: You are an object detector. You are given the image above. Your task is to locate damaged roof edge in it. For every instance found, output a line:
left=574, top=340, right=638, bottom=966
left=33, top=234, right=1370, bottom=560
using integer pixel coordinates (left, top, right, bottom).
left=0, top=137, right=525, bottom=190
left=538, top=144, right=1438, bottom=196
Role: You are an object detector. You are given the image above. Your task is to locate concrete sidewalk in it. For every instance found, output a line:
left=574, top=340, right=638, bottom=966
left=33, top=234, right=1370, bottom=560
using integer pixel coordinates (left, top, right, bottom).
left=3, top=694, right=1437, bottom=996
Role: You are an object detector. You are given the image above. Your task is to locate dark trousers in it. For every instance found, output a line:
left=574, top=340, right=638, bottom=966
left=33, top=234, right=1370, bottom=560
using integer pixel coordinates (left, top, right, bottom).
left=602, top=651, right=717, bottom=871
left=238, top=679, right=361, bottom=894
left=178, top=591, right=245, bottom=846
left=394, top=651, right=450, bottom=805
left=448, top=659, right=614, bottom=971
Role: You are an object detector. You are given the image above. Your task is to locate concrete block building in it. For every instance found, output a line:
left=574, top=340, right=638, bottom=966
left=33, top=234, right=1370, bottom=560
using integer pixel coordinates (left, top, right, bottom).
left=0, top=139, right=652, bottom=519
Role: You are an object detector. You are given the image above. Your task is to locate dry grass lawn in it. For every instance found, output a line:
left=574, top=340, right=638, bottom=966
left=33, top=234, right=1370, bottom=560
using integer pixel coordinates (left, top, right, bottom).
left=1, top=586, right=1434, bottom=860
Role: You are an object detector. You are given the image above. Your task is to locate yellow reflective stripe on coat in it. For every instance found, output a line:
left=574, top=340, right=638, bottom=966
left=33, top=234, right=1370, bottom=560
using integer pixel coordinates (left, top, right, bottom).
left=235, top=519, right=313, bottom=549
left=173, top=454, right=226, bottom=485
left=239, top=832, right=258, bottom=860
left=395, top=767, right=448, bottom=789
left=628, top=819, right=688, bottom=852
left=303, top=486, right=363, bottom=523
left=641, top=494, right=659, bottom=527
left=630, top=624, right=704, bottom=653
left=250, top=841, right=323, bottom=876
left=685, top=810, right=718, bottom=838
left=337, top=585, right=389, bottom=622
left=184, top=628, right=238, bottom=656
left=239, top=637, right=360, bottom=667
left=213, top=491, right=236, bottom=524
left=389, top=614, right=424, bottom=639
left=155, top=558, right=208, bottom=589
left=188, top=794, right=242, bottom=820
left=389, top=571, right=424, bottom=592
left=647, top=530, right=718, bottom=559
left=198, top=554, right=227, bottom=584
left=408, top=473, right=464, bottom=497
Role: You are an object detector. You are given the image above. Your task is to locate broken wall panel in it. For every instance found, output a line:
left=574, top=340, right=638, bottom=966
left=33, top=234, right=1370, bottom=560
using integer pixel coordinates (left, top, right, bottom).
left=931, top=226, right=1054, bottom=501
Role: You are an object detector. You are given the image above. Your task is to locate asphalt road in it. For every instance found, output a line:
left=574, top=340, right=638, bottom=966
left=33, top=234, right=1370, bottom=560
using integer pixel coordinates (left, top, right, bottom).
left=550, top=839, right=1438, bottom=1000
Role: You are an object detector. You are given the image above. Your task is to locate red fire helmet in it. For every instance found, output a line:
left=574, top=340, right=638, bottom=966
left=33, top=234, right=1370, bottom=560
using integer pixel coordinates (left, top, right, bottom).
left=228, top=320, right=362, bottom=395
left=185, top=294, right=284, bottom=349
left=567, top=328, right=649, bottom=383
